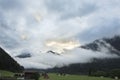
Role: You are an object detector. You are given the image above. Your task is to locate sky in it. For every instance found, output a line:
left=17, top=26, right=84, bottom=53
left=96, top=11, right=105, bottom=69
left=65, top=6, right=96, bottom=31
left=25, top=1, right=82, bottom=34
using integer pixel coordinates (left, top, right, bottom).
left=0, top=0, right=120, bottom=69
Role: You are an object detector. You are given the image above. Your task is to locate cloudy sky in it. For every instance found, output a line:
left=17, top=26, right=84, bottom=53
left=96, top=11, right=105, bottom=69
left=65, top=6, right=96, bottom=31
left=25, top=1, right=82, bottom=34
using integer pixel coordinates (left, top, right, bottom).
left=0, top=0, right=120, bottom=69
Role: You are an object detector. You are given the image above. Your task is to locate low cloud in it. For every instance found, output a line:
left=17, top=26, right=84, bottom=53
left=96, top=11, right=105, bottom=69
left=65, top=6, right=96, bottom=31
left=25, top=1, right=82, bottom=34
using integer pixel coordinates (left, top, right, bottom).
left=45, top=39, right=80, bottom=53
left=0, top=0, right=120, bottom=69
left=16, top=46, right=119, bottom=69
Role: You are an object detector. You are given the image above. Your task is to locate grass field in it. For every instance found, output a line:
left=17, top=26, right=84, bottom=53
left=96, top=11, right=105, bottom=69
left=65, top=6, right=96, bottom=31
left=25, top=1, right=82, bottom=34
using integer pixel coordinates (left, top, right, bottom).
left=40, top=73, right=113, bottom=80
left=0, top=70, right=14, bottom=77
left=0, top=70, right=114, bottom=80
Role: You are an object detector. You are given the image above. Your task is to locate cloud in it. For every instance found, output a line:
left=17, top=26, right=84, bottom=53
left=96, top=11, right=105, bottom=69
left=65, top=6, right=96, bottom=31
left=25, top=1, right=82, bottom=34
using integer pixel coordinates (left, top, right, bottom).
left=0, top=0, right=22, bottom=10
left=45, top=0, right=97, bottom=19
left=79, top=20, right=120, bottom=42
left=0, top=0, right=120, bottom=69
left=16, top=47, right=119, bottom=69
left=45, top=39, right=80, bottom=53
left=15, top=39, right=119, bottom=69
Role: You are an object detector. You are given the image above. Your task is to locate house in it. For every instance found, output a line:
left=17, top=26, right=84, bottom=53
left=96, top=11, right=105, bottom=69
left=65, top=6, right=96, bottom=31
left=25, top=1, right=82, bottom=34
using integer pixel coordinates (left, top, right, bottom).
left=24, top=71, right=40, bottom=80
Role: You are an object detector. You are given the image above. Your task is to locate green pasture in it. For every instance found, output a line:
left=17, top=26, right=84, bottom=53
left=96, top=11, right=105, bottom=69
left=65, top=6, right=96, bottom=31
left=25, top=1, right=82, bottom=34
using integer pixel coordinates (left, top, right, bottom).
left=40, top=73, right=113, bottom=80
left=0, top=70, right=114, bottom=80
left=0, top=70, right=14, bottom=77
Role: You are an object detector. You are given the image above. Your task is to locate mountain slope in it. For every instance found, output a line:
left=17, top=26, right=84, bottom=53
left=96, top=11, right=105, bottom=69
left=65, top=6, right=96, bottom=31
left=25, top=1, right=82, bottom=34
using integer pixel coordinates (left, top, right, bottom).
left=45, top=58, right=120, bottom=74
left=17, top=35, right=120, bottom=73
left=0, top=47, right=24, bottom=72
left=43, top=35, right=120, bottom=74
left=81, top=36, right=120, bottom=55
left=104, top=35, right=120, bottom=51
left=16, top=52, right=31, bottom=58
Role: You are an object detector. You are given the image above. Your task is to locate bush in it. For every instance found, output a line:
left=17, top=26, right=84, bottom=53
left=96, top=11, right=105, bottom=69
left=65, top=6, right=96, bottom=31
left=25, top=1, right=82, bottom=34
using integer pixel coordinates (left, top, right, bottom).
left=108, top=69, right=120, bottom=78
left=33, top=72, right=40, bottom=80
left=91, top=71, right=107, bottom=77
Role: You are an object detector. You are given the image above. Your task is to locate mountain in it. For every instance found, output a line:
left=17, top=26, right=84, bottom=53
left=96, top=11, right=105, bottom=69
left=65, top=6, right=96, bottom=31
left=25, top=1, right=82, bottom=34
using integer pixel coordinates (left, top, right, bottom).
left=0, top=47, right=24, bottom=72
left=42, top=35, right=120, bottom=74
left=47, top=35, right=120, bottom=56
left=16, top=50, right=61, bottom=59
left=104, top=35, right=120, bottom=51
left=18, top=35, right=120, bottom=74
left=47, top=50, right=60, bottom=55
left=81, top=36, right=120, bottom=55
left=43, top=58, right=120, bottom=74
left=16, top=52, right=31, bottom=58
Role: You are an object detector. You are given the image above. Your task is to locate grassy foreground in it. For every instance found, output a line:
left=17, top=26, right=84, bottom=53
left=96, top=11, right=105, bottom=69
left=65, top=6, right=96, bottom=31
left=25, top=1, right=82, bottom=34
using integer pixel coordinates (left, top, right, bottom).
left=40, top=73, right=113, bottom=80
left=0, top=70, right=14, bottom=77
left=0, top=70, right=113, bottom=80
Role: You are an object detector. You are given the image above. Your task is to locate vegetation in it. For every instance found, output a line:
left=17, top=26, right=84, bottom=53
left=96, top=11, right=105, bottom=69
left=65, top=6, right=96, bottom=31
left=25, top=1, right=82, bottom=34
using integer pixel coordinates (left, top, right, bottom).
left=108, top=69, right=120, bottom=78
left=43, top=58, right=120, bottom=75
left=0, top=70, right=114, bottom=80
left=0, top=70, right=14, bottom=77
left=33, top=72, right=40, bottom=80
left=44, top=36, right=120, bottom=75
left=0, top=47, right=24, bottom=72
left=104, top=35, right=120, bottom=51
left=91, top=71, right=107, bottom=77
left=90, top=69, right=120, bottom=79
left=0, top=36, right=120, bottom=80
left=40, top=73, right=113, bottom=80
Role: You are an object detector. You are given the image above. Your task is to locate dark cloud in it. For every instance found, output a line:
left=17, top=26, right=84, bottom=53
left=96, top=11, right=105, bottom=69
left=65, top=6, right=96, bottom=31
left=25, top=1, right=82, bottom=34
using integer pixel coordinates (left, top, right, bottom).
left=78, top=18, right=120, bottom=43
left=0, top=27, right=20, bottom=49
left=0, top=0, right=23, bottom=10
left=45, top=0, right=97, bottom=19
left=0, top=0, right=120, bottom=68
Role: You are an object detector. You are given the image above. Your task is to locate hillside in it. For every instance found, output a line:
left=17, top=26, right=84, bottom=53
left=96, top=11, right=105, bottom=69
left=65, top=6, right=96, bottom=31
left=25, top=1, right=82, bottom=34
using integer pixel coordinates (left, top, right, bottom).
left=0, top=70, right=14, bottom=77
left=17, top=35, right=120, bottom=75
left=41, top=35, right=120, bottom=74
left=81, top=35, right=120, bottom=55
left=0, top=47, right=24, bottom=72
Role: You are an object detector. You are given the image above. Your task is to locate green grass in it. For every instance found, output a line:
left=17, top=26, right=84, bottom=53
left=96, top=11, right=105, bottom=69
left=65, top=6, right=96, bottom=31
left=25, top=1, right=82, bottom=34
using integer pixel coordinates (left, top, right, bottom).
left=0, top=70, right=14, bottom=77
left=0, top=70, right=113, bottom=80
left=40, top=73, right=113, bottom=80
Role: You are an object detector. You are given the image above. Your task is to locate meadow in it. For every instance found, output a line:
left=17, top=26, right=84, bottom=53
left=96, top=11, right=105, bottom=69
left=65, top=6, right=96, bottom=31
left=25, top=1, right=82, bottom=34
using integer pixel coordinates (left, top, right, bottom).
left=40, top=73, right=113, bottom=80
left=0, top=70, right=114, bottom=80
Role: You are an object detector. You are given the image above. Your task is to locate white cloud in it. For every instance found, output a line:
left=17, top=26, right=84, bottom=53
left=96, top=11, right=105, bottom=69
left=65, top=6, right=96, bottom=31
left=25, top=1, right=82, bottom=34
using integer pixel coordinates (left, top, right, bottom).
left=16, top=47, right=118, bottom=69
left=0, top=0, right=120, bottom=69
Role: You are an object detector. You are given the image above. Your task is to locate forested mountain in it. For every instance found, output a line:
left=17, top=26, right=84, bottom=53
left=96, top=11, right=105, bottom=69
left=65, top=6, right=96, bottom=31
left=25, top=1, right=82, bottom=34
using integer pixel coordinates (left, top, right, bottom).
left=81, top=36, right=120, bottom=55
left=42, top=35, right=120, bottom=74
left=16, top=52, right=31, bottom=58
left=104, top=35, right=120, bottom=51
left=0, top=47, right=24, bottom=72
left=43, top=58, right=120, bottom=75
left=12, top=35, right=120, bottom=74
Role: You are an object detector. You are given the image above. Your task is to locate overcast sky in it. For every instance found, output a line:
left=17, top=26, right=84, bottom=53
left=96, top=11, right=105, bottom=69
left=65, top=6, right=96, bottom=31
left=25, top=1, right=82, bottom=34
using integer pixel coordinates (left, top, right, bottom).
left=0, top=0, right=120, bottom=69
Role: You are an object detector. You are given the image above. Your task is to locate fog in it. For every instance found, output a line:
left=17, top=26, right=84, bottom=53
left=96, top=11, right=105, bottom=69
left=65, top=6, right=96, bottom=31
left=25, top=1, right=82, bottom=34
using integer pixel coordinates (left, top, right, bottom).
left=0, top=0, right=120, bottom=69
